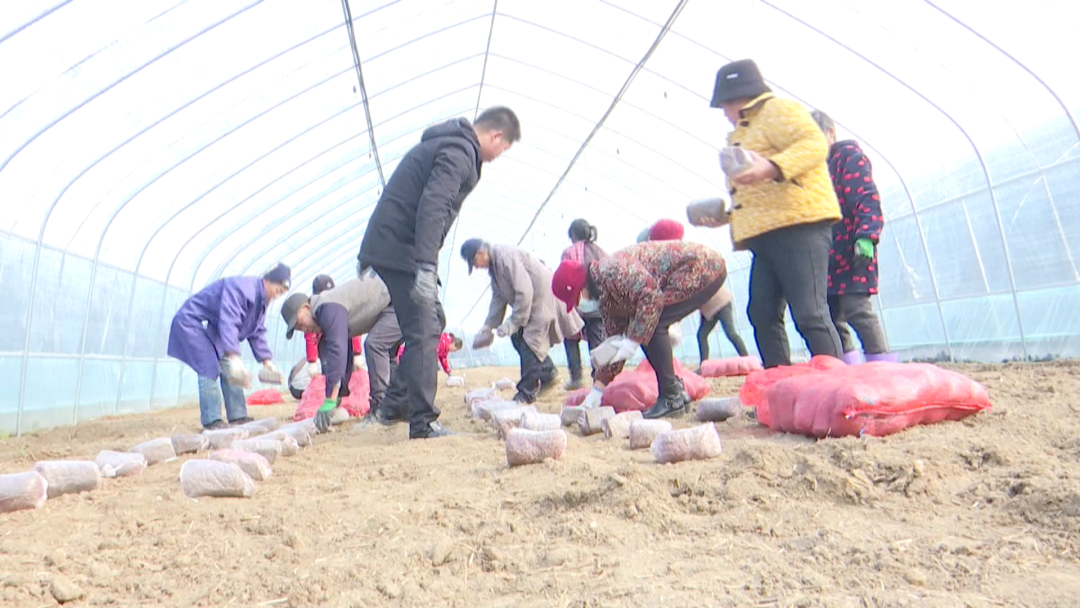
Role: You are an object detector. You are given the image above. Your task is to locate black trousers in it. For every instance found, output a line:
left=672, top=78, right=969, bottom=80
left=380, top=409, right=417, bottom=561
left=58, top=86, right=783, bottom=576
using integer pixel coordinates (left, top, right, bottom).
left=511, top=330, right=556, bottom=403
left=643, top=275, right=725, bottom=397
left=371, top=265, right=443, bottom=434
left=745, top=221, right=843, bottom=368
left=828, top=294, right=889, bottom=354
left=697, top=302, right=749, bottom=361
left=563, top=315, right=605, bottom=381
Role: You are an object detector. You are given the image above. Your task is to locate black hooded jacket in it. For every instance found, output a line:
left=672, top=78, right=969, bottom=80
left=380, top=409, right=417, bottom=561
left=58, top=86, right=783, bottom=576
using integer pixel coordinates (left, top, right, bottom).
left=358, top=118, right=482, bottom=273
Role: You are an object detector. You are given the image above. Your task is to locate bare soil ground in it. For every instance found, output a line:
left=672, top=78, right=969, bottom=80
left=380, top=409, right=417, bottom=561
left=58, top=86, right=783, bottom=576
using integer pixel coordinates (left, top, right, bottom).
left=2, top=362, right=1080, bottom=607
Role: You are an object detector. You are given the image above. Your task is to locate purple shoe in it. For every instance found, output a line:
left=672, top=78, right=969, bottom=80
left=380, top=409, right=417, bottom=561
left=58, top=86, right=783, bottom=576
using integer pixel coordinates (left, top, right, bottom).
left=864, top=352, right=899, bottom=363
left=842, top=351, right=864, bottom=365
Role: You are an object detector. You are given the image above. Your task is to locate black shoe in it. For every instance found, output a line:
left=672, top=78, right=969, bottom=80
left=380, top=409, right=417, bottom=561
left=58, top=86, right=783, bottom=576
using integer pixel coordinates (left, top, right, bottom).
left=511, top=392, right=535, bottom=405
left=563, top=378, right=583, bottom=391
left=539, top=372, right=559, bottom=395
left=409, top=421, right=459, bottom=439
left=203, top=420, right=230, bottom=431
left=373, top=406, right=406, bottom=426
left=228, top=416, right=254, bottom=425
left=642, top=391, right=690, bottom=420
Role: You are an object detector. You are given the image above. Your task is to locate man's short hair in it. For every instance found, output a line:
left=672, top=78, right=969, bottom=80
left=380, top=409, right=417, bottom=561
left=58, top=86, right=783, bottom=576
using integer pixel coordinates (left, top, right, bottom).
left=474, top=107, right=521, bottom=143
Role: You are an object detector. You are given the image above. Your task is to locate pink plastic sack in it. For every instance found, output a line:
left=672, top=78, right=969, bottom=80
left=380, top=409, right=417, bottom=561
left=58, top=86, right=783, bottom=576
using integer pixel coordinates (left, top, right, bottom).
left=565, top=387, right=590, bottom=406
left=739, top=355, right=843, bottom=417
left=699, top=356, right=764, bottom=377
left=295, top=373, right=370, bottom=421
left=246, top=388, right=284, bottom=406
left=761, top=362, right=991, bottom=438
left=601, top=360, right=710, bottom=413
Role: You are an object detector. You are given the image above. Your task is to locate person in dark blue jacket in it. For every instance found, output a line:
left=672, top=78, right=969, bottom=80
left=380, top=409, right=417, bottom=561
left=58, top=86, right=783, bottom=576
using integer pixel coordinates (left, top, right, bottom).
left=168, top=263, right=290, bottom=429
left=356, top=107, right=520, bottom=439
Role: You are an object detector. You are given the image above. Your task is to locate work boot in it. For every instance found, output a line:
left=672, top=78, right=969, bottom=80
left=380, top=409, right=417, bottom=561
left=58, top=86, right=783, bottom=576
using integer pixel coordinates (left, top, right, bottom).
left=373, top=405, right=407, bottom=426
left=563, top=377, right=583, bottom=391
left=641, top=390, right=690, bottom=420
left=512, top=392, right=535, bottom=405
left=539, top=371, right=559, bottom=396
left=228, top=416, right=254, bottom=425
left=203, top=420, right=229, bottom=431
left=409, top=421, right=459, bottom=439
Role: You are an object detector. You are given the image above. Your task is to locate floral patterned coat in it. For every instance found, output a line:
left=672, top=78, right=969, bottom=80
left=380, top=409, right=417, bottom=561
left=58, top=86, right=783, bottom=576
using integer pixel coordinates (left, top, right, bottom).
left=593, top=241, right=726, bottom=383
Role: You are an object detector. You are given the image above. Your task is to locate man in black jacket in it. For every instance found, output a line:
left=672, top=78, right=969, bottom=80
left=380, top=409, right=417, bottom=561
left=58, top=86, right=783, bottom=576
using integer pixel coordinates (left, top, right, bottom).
left=358, top=107, right=520, bottom=439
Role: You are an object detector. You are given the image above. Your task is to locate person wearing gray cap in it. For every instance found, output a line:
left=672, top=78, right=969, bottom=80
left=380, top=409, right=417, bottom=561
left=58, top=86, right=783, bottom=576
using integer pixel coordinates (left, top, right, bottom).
left=168, top=262, right=290, bottom=430
left=280, top=268, right=403, bottom=432
left=461, top=238, right=584, bottom=404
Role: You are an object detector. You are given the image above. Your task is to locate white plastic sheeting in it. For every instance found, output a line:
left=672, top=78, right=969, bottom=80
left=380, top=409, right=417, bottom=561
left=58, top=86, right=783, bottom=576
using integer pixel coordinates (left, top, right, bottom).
left=1, top=0, right=1078, bottom=434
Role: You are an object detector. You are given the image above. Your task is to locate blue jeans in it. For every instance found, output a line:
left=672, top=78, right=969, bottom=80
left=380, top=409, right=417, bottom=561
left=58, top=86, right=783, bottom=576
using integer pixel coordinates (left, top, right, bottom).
left=197, top=375, right=247, bottom=427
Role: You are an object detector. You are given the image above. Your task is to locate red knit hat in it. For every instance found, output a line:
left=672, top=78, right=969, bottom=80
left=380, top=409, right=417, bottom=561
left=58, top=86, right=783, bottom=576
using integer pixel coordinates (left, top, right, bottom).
left=649, top=219, right=685, bottom=241
left=552, top=259, right=587, bottom=312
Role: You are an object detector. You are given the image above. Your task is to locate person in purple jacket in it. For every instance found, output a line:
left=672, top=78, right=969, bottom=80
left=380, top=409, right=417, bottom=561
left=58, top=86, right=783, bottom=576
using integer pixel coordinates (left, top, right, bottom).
left=168, top=263, right=291, bottom=430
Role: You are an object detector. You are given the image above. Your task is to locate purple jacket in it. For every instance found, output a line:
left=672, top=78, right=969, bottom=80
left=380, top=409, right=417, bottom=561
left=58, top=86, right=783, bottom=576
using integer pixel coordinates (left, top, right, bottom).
left=167, top=276, right=273, bottom=378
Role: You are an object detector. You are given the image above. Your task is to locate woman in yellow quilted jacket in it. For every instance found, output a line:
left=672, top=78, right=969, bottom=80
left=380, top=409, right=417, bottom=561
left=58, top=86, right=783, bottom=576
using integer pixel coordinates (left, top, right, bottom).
left=707, top=59, right=843, bottom=368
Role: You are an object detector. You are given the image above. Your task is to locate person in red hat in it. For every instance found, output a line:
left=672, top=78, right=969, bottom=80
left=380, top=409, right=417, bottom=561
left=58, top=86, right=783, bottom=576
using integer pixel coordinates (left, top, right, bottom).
left=552, top=241, right=727, bottom=419
left=648, top=219, right=685, bottom=241
left=643, top=221, right=749, bottom=364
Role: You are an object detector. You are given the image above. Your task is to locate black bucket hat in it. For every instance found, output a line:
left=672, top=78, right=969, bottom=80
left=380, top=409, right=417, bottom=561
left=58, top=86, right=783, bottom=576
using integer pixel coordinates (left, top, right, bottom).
left=710, top=59, right=771, bottom=107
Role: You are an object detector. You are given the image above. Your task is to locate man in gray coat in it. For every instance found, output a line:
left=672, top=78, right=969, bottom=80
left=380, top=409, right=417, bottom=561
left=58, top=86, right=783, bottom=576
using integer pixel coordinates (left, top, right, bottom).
left=280, top=268, right=401, bottom=432
left=461, top=239, right=584, bottom=404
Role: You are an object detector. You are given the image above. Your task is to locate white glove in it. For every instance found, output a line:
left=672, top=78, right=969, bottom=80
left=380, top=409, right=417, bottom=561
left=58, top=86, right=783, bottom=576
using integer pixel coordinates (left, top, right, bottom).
left=582, top=387, right=603, bottom=409
left=496, top=320, right=516, bottom=338
left=353, top=355, right=364, bottom=370
left=590, top=335, right=622, bottom=367
left=610, top=337, right=641, bottom=365
left=591, top=335, right=640, bottom=367
left=307, top=362, right=319, bottom=378
left=222, top=356, right=251, bottom=388
left=472, top=329, right=495, bottom=350
left=668, top=324, right=683, bottom=347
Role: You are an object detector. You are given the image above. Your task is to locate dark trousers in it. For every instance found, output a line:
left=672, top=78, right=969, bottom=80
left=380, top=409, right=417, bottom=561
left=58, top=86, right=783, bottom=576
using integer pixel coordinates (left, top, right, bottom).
left=828, top=294, right=889, bottom=354
left=364, top=306, right=403, bottom=409
left=643, top=275, right=725, bottom=397
left=371, top=266, right=443, bottom=434
left=563, top=316, right=605, bottom=381
left=511, top=330, right=556, bottom=403
left=746, top=221, right=843, bottom=368
left=697, top=303, right=749, bottom=361
left=316, top=334, right=357, bottom=398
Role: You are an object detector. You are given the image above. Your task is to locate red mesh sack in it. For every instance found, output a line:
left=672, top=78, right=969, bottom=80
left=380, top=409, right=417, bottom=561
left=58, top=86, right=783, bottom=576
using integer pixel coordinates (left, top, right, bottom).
left=246, top=388, right=284, bottom=406
left=739, top=355, right=844, bottom=425
left=600, top=360, right=710, bottom=413
left=763, top=362, right=990, bottom=438
left=700, top=356, right=764, bottom=378
left=294, top=373, right=370, bottom=421
left=601, top=372, right=656, bottom=413
left=565, top=387, right=590, bottom=406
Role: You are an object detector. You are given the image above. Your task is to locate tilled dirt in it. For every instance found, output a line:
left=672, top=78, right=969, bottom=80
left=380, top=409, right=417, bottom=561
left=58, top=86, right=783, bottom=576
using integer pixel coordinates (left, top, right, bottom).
left=2, top=362, right=1080, bottom=607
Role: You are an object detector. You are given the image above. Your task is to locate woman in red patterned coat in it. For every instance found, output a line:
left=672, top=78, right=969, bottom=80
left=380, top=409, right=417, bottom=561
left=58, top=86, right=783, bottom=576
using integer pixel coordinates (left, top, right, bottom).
left=811, top=111, right=894, bottom=363
left=552, top=241, right=727, bottom=419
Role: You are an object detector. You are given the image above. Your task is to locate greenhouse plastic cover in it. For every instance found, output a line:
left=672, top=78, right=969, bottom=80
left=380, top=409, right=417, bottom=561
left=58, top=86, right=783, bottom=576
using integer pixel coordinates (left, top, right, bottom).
left=1, top=0, right=1078, bottom=434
